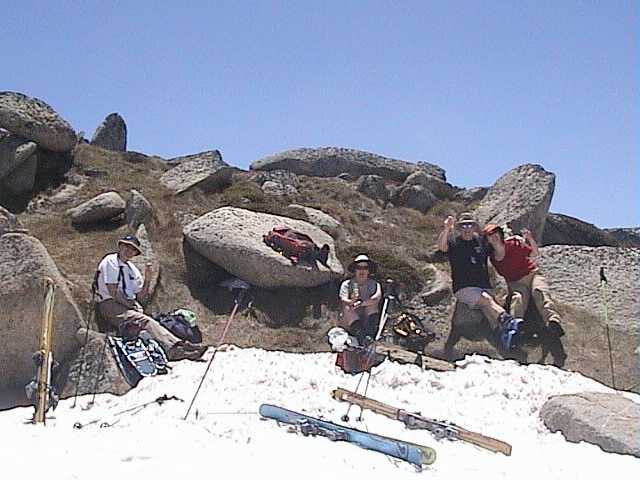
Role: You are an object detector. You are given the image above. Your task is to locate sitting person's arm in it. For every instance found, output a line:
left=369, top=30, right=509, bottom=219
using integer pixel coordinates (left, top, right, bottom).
left=136, top=264, right=153, bottom=303
left=339, top=280, right=357, bottom=308
left=106, top=284, right=135, bottom=308
left=360, top=281, right=382, bottom=308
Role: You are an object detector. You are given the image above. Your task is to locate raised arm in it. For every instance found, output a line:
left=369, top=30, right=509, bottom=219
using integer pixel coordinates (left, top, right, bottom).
left=521, top=229, right=539, bottom=257
left=437, top=216, right=456, bottom=252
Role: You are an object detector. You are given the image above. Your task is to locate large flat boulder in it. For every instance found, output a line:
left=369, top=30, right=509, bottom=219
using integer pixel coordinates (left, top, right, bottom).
left=250, top=147, right=445, bottom=183
left=65, top=191, right=126, bottom=225
left=0, top=91, right=77, bottom=152
left=541, top=392, right=640, bottom=458
left=542, top=213, right=618, bottom=247
left=0, top=233, right=83, bottom=390
left=183, top=206, right=343, bottom=288
left=160, top=150, right=234, bottom=194
left=91, top=113, right=127, bottom=151
left=476, top=164, right=555, bottom=241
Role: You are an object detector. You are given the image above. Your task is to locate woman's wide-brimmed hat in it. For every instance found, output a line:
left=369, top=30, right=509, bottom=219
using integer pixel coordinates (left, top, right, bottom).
left=347, top=254, right=377, bottom=274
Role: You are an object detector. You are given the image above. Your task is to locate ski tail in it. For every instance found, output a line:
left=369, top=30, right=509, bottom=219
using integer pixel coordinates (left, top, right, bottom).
left=332, top=388, right=512, bottom=456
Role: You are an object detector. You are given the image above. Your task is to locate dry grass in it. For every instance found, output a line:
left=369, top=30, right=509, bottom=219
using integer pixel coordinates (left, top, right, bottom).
left=17, top=145, right=454, bottom=353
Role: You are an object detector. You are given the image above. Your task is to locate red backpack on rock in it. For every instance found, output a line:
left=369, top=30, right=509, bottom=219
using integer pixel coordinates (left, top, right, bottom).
left=263, top=226, right=330, bottom=266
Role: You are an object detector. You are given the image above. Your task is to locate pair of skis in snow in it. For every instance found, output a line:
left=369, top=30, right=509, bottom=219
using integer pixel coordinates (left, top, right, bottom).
left=261, top=389, right=511, bottom=469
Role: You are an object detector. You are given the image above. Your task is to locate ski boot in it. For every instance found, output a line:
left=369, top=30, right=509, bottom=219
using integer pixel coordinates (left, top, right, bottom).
left=495, top=313, right=524, bottom=354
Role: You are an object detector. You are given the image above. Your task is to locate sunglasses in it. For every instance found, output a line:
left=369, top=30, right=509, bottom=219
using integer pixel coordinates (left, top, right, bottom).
left=458, top=223, right=476, bottom=229
left=355, top=265, right=369, bottom=271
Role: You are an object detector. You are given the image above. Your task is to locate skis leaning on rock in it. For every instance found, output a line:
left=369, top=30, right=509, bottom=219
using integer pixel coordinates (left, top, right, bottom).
left=332, top=388, right=512, bottom=456
left=259, top=404, right=436, bottom=468
left=32, top=278, right=57, bottom=424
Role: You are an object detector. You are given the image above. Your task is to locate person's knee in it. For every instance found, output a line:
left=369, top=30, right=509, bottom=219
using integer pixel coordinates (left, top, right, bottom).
left=477, top=291, right=496, bottom=308
left=510, top=291, right=524, bottom=303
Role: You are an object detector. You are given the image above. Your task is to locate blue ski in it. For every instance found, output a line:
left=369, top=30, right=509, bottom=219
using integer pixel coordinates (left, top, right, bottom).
left=259, top=404, right=436, bottom=467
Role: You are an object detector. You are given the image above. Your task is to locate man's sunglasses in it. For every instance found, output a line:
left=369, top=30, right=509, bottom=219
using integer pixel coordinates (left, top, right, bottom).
left=355, top=265, right=369, bottom=271
left=458, top=223, right=476, bottom=229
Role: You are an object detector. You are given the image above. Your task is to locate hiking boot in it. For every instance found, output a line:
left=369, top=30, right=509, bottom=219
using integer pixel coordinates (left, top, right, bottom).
left=167, top=341, right=208, bottom=361
left=495, top=314, right=524, bottom=354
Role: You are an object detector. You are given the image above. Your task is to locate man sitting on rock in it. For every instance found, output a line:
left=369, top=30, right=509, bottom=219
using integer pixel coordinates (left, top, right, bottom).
left=95, top=234, right=206, bottom=361
left=438, top=213, right=523, bottom=353
left=483, top=224, right=567, bottom=366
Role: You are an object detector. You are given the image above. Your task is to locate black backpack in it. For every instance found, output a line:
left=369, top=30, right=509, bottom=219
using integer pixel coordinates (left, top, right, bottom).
left=153, top=311, right=203, bottom=344
left=391, top=312, right=436, bottom=353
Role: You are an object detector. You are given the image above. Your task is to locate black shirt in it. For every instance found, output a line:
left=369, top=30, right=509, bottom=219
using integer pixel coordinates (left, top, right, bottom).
left=446, top=236, right=491, bottom=293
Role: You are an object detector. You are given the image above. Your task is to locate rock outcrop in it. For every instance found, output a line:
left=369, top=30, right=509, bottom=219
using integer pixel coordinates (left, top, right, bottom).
left=61, top=329, right=132, bottom=397
left=604, top=227, right=640, bottom=248
left=356, top=175, right=389, bottom=202
left=476, top=164, right=555, bottom=241
left=250, top=147, right=445, bottom=183
left=0, top=134, right=38, bottom=197
left=542, top=213, right=618, bottom=247
left=0, top=233, right=83, bottom=390
left=250, top=169, right=299, bottom=196
left=65, top=191, right=126, bottom=225
left=0, top=206, right=23, bottom=235
left=395, top=184, right=437, bottom=213
left=183, top=206, right=343, bottom=288
left=91, top=113, right=127, bottom=151
left=538, top=245, right=640, bottom=391
left=125, top=189, right=153, bottom=231
left=287, top=204, right=341, bottom=237
left=0, top=91, right=76, bottom=152
left=161, top=150, right=233, bottom=194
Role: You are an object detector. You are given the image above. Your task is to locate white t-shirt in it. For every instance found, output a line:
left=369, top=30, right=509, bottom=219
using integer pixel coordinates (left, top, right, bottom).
left=96, top=253, right=144, bottom=301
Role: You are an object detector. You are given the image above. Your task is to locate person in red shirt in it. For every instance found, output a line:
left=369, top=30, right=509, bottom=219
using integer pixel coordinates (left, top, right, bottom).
left=483, top=224, right=566, bottom=365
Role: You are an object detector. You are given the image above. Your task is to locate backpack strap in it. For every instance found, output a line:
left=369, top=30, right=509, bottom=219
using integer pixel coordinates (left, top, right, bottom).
left=93, top=253, right=123, bottom=301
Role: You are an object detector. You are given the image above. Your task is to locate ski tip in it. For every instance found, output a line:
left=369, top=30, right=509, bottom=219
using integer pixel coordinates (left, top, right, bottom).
left=258, top=403, right=275, bottom=417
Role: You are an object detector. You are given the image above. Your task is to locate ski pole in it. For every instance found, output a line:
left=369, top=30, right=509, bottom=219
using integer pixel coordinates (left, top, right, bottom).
left=599, top=267, right=616, bottom=389
left=184, top=280, right=249, bottom=420
left=342, top=279, right=395, bottom=423
left=72, top=297, right=96, bottom=408
left=357, top=280, right=396, bottom=421
left=88, top=334, right=109, bottom=408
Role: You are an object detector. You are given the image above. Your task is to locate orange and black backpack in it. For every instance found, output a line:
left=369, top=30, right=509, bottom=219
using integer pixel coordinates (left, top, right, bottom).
left=263, top=226, right=329, bottom=266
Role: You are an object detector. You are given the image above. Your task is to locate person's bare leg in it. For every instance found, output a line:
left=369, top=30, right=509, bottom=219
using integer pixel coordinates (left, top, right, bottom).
left=476, top=292, right=505, bottom=329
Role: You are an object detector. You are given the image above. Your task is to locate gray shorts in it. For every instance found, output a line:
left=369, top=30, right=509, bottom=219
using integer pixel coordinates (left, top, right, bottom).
left=454, top=287, right=489, bottom=309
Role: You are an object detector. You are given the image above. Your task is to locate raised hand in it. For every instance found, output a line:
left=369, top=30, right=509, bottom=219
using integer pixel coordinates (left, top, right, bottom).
left=444, top=216, right=456, bottom=230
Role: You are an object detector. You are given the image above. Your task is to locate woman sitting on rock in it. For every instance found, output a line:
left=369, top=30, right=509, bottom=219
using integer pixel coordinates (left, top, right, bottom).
left=338, top=254, right=382, bottom=345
